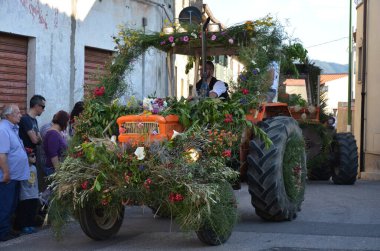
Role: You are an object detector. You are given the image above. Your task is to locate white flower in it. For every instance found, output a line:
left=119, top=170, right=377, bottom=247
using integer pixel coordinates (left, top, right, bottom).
left=294, top=105, right=301, bottom=112
left=191, top=32, right=197, bottom=38
left=110, top=135, right=117, bottom=144
left=143, top=98, right=153, bottom=111
left=171, top=130, right=182, bottom=140
left=134, top=147, right=145, bottom=160
left=228, top=38, right=234, bottom=44
left=262, top=46, right=267, bottom=52
left=301, top=113, right=307, bottom=120
left=171, top=43, right=175, bottom=47
left=251, top=60, right=256, bottom=65
left=308, top=105, right=316, bottom=114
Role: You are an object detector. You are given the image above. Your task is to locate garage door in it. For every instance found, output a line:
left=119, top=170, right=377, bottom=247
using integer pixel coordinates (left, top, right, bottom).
left=84, top=47, right=112, bottom=96
left=0, top=32, right=28, bottom=113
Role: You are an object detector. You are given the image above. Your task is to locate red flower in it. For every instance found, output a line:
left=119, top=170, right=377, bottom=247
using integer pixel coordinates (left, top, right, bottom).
left=81, top=180, right=89, bottom=190
left=124, top=172, right=132, bottom=183
left=93, top=86, right=105, bottom=97
left=101, top=199, right=109, bottom=206
left=144, top=178, right=152, bottom=190
left=242, top=88, right=249, bottom=95
left=224, top=114, right=233, bottom=123
left=169, top=192, right=184, bottom=202
left=222, top=149, right=232, bottom=158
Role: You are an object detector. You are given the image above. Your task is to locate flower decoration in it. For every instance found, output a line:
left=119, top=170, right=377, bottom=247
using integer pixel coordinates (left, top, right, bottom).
left=134, top=147, right=145, bottom=160
left=182, top=36, right=189, bottom=42
left=93, top=86, right=105, bottom=97
left=171, top=130, right=182, bottom=140
left=169, top=192, right=184, bottom=202
left=142, top=97, right=167, bottom=114
left=143, top=178, right=152, bottom=190
left=228, top=38, right=234, bottom=44
left=168, top=36, right=174, bottom=43
left=211, top=34, right=217, bottom=41
left=224, top=114, right=233, bottom=123
left=81, top=180, right=89, bottom=190
left=308, top=105, right=316, bottom=114
left=242, top=88, right=249, bottom=95
left=222, top=149, right=232, bottom=158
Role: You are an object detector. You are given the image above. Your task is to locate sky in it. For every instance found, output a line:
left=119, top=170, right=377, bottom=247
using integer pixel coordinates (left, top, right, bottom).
left=203, top=0, right=355, bottom=65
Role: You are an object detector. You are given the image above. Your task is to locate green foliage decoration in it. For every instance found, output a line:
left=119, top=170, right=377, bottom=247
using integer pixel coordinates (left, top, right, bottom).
left=282, top=135, right=306, bottom=203
left=48, top=15, right=300, bottom=240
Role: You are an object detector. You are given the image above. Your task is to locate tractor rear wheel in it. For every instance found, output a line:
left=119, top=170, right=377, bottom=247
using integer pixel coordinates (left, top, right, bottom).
left=247, top=116, right=307, bottom=221
left=331, top=133, right=358, bottom=185
left=78, top=203, right=124, bottom=240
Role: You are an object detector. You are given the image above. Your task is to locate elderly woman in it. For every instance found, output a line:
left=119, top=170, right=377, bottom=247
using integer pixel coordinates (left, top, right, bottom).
left=42, top=110, right=69, bottom=176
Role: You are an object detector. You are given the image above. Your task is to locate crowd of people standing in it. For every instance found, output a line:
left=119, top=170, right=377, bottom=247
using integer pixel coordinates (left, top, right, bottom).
left=0, top=95, right=83, bottom=241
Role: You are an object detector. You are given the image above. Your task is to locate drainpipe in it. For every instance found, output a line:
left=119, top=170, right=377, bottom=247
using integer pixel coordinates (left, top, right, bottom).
left=142, top=17, right=147, bottom=98
left=69, top=0, right=77, bottom=109
left=347, top=0, right=353, bottom=132
left=360, top=0, right=368, bottom=172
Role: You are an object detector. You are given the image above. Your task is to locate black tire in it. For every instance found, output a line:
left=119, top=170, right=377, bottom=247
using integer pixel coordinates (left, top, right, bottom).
left=78, top=204, right=124, bottom=240
left=196, top=182, right=236, bottom=245
left=331, top=133, right=358, bottom=185
left=247, top=116, right=307, bottom=221
left=301, top=124, right=332, bottom=180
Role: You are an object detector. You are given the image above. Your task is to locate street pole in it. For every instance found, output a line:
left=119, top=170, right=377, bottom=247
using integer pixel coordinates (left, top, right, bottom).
left=347, top=0, right=353, bottom=132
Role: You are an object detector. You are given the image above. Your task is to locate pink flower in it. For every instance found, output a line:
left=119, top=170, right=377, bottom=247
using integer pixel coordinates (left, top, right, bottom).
left=242, top=88, right=249, bottom=95
left=137, top=122, right=144, bottom=129
left=119, top=127, right=126, bottom=134
left=211, top=34, right=217, bottom=41
left=144, top=178, right=152, bottom=190
left=182, top=36, right=189, bottom=42
left=222, top=149, right=232, bottom=158
left=169, top=192, right=184, bottom=202
left=81, top=180, right=89, bottom=190
left=94, top=86, right=105, bottom=97
left=228, top=38, right=234, bottom=44
left=224, top=114, right=233, bottom=123
left=160, top=41, right=166, bottom=45
left=168, top=36, right=174, bottom=43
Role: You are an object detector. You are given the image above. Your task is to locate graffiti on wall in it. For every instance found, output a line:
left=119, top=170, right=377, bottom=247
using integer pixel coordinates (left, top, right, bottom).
left=19, top=0, right=59, bottom=30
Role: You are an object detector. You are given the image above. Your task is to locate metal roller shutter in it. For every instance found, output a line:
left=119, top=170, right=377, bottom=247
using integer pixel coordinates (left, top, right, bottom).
left=84, top=47, right=112, bottom=96
left=0, top=32, right=28, bottom=113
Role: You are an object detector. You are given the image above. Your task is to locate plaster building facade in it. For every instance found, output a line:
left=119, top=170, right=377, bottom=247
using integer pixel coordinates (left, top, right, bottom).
left=0, top=0, right=175, bottom=124
left=354, top=0, right=380, bottom=180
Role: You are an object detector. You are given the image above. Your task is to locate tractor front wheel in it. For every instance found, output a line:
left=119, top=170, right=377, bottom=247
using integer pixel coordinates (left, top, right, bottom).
left=247, top=116, right=307, bottom=221
left=78, top=203, right=124, bottom=240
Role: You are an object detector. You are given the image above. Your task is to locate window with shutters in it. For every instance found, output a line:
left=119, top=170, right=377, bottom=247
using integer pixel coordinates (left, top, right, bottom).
left=84, top=47, right=113, bottom=96
left=0, top=32, right=28, bottom=113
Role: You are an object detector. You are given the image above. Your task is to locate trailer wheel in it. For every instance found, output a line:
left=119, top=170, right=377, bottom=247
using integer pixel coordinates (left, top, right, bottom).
left=331, top=133, right=358, bottom=185
left=78, top=203, right=124, bottom=240
left=247, top=116, right=307, bottom=221
left=196, top=182, right=236, bottom=245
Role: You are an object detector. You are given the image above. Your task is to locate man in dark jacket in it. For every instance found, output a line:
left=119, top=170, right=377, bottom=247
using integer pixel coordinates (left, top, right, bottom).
left=196, top=61, right=229, bottom=100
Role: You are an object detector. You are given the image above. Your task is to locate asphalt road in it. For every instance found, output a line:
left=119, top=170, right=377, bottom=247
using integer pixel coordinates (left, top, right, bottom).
left=1, top=180, right=380, bottom=251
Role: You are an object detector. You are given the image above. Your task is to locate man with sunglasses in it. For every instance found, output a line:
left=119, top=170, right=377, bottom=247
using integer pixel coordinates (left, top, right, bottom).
left=18, top=95, right=46, bottom=151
